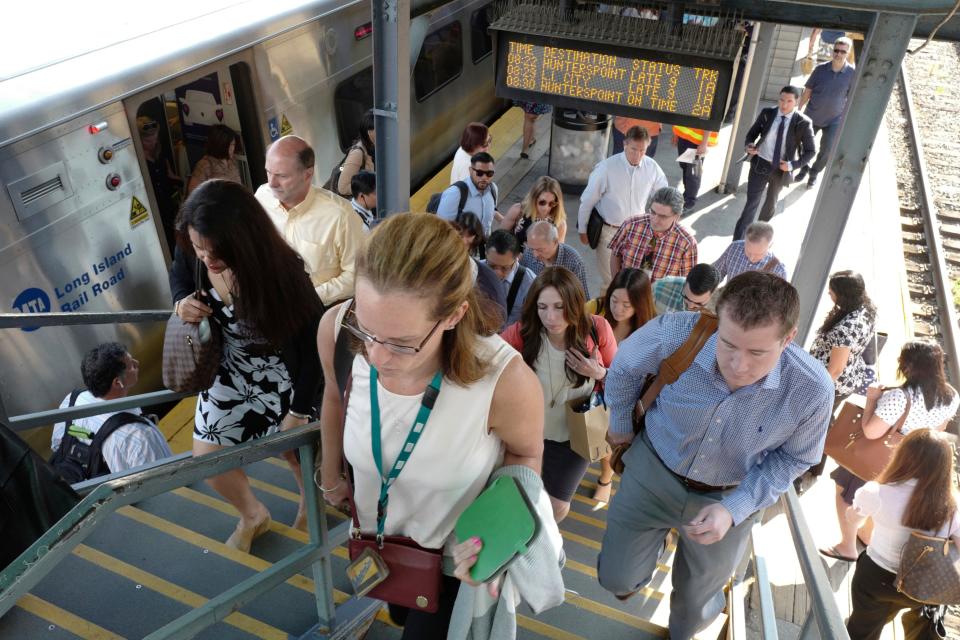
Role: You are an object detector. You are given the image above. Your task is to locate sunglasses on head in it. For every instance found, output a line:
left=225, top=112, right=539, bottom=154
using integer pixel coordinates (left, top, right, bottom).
left=472, top=168, right=495, bottom=177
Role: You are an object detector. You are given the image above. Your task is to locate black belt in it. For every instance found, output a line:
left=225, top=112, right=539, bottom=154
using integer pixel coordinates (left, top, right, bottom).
left=644, top=433, right=739, bottom=493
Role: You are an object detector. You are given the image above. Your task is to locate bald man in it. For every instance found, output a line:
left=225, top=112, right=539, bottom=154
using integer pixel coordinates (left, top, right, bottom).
left=520, top=221, right=591, bottom=298
left=255, top=135, right=364, bottom=305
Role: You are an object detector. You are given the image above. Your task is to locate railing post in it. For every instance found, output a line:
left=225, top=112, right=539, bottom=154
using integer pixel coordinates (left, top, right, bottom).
left=301, top=440, right=337, bottom=632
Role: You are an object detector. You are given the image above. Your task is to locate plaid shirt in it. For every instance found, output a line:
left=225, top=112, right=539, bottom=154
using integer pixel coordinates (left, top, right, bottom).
left=608, top=215, right=697, bottom=281
left=653, top=276, right=686, bottom=314
left=520, top=243, right=591, bottom=299
left=713, top=241, right=787, bottom=281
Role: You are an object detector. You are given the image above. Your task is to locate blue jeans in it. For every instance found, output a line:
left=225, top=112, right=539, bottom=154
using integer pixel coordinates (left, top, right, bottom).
left=809, top=121, right=839, bottom=177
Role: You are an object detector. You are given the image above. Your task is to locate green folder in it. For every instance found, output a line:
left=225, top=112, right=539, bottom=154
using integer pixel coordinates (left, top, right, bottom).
left=455, top=476, right=539, bottom=583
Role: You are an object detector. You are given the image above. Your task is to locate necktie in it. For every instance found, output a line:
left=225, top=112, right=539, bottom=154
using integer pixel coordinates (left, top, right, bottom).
left=771, top=115, right=786, bottom=169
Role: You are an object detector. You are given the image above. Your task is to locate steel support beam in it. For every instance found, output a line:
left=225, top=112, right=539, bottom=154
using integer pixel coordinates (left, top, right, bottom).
left=793, top=12, right=918, bottom=342
left=372, top=0, right=411, bottom=216
left=720, top=22, right=776, bottom=193
left=301, top=441, right=338, bottom=632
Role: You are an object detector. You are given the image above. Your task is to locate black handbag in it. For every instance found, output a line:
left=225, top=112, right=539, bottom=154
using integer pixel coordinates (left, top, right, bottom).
left=586, top=208, right=604, bottom=249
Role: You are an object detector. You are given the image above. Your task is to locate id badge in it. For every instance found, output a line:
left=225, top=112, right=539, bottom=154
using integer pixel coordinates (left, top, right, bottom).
left=346, top=547, right=390, bottom=597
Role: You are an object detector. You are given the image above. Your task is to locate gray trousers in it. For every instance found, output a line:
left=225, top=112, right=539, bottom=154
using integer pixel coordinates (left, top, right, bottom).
left=597, top=435, right=757, bottom=640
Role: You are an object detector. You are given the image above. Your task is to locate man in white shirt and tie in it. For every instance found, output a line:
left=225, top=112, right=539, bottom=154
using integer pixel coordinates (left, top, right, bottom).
left=732, top=85, right=816, bottom=240
left=578, top=126, right=668, bottom=292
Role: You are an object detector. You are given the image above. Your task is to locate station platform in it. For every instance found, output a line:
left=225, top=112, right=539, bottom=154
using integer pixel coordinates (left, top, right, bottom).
left=4, top=108, right=913, bottom=640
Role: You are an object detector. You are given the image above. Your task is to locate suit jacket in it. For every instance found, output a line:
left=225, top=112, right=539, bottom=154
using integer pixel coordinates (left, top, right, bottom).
left=746, top=107, right=816, bottom=170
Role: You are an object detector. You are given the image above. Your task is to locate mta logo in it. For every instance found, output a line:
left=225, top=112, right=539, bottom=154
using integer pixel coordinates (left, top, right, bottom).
left=12, top=287, right=51, bottom=332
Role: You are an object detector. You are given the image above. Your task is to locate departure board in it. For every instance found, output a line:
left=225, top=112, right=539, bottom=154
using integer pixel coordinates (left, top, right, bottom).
left=496, top=34, right=735, bottom=129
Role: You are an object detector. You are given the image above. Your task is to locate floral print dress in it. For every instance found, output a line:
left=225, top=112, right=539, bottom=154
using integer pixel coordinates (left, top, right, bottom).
left=809, top=306, right=875, bottom=396
left=193, top=288, right=292, bottom=445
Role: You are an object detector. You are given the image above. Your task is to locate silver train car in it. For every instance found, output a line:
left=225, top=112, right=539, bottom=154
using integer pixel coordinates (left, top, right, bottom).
left=0, top=0, right=503, bottom=423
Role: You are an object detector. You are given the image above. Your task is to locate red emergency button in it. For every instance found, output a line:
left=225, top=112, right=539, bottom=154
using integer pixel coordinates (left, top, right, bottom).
left=106, top=173, right=122, bottom=190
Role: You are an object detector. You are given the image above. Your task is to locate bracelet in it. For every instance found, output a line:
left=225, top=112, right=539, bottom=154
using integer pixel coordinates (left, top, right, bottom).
left=288, top=410, right=311, bottom=420
left=174, top=299, right=182, bottom=315
left=320, top=480, right=343, bottom=493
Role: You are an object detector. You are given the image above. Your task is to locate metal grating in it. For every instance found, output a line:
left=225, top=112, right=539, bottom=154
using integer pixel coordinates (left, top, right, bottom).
left=19, top=175, right=64, bottom=207
left=490, top=0, right=744, bottom=59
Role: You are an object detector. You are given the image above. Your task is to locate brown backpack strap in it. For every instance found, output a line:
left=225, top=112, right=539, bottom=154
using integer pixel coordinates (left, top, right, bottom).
left=761, top=256, right=781, bottom=274
left=636, top=311, right=718, bottom=425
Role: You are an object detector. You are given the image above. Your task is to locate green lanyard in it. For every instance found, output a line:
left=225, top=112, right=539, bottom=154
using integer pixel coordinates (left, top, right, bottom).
left=370, top=366, right=443, bottom=541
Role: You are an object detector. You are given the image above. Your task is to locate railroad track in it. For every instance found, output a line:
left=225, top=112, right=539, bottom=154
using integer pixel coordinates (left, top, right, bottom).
left=884, top=39, right=960, bottom=636
left=885, top=40, right=960, bottom=387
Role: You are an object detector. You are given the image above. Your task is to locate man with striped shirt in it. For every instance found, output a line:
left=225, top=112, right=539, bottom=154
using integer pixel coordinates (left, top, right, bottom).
left=598, top=272, right=833, bottom=640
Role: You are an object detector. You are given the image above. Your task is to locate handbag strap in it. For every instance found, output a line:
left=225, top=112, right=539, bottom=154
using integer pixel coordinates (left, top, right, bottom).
left=877, top=388, right=912, bottom=440
left=636, top=311, right=718, bottom=430
left=193, top=257, right=204, bottom=297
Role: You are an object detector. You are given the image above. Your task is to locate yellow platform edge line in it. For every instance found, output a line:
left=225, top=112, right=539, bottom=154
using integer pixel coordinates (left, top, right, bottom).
left=565, top=591, right=669, bottom=636
left=517, top=613, right=586, bottom=640
left=16, top=593, right=126, bottom=640
left=409, top=106, right=525, bottom=212
left=72, top=544, right=287, bottom=640
left=117, top=506, right=398, bottom=628
left=564, top=557, right=671, bottom=582
left=159, top=397, right=197, bottom=455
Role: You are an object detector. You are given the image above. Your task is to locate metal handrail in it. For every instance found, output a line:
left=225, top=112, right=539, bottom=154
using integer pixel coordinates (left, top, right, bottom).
left=8, top=389, right=191, bottom=431
left=0, top=423, right=343, bottom=637
left=0, top=310, right=171, bottom=329
left=782, top=487, right=852, bottom=640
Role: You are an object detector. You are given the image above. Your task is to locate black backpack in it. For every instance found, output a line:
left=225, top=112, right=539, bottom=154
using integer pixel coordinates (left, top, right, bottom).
left=48, top=389, right=152, bottom=483
left=426, top=181, right=498, bottom=215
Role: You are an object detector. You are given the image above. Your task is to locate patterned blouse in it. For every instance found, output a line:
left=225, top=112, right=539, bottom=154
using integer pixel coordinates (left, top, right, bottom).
left=874, top=386, right=959, bottom=434
left=809, top=306, right=875, bottom=395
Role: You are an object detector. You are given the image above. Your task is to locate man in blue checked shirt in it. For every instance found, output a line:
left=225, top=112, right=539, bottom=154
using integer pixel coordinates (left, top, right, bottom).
left=598, top=272, right=833, bottom=640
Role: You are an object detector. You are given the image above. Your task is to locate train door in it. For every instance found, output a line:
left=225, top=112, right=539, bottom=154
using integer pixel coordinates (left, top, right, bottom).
left=125, top=56, right=266, bottom=260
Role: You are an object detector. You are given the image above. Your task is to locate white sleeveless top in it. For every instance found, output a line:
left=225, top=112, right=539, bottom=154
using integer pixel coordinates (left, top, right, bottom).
left=342, top=330, right=518, bottom=550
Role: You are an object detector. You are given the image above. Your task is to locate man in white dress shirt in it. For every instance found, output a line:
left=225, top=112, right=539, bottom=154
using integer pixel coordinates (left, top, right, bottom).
left=578, top=126, right=668, bottom=292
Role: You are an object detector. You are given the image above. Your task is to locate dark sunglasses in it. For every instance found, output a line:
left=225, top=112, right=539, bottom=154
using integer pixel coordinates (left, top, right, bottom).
left=833, top=48, right=849, bottom=54
left=472, top=168, right=495, bottom=178
left=537, top=199, right=557, bottom=208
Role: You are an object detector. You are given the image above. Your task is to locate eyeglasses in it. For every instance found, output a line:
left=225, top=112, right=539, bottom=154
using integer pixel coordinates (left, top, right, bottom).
left=833, top=48, right=849, bottom=54
left=472, top=168, right=495, bottom=178
left=682, top=292, right=707, bottom=311
left=537, top=199, right=557, bottom=208
left=340, top=307, right=443, bottom=355
left=140, top=121, right=159, bottom=133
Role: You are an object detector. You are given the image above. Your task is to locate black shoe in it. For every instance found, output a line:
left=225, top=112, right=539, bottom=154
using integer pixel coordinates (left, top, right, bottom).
left=519, top=151, right=529, bottom=160
left=795, top=166, right=809, bottom=182
left=807, top=174, right=818, bottom=189
left=682, top=205, right=696, bottom=218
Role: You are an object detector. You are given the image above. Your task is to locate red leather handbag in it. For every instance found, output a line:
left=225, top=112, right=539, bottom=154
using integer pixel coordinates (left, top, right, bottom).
left=340, top=375, right=443, bottom=612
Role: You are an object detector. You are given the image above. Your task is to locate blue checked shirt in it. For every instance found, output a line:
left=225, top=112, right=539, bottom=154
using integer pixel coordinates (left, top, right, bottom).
left=521, top=243, right=591, bottom=299
left=713, top=241, right=787, bottom=281
left=607, top=312, right=833, bottom=524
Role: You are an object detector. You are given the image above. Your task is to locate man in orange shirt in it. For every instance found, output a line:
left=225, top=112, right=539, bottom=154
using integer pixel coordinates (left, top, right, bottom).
left=672, top=127, right=718, bottom=215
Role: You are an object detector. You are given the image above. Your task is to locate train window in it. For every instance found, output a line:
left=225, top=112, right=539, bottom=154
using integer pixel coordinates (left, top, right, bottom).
left=470, top=5, right=493, bottom=64
left=414, top=21, right=463, bottom=102
left=333, top=66, right=374, bottom=152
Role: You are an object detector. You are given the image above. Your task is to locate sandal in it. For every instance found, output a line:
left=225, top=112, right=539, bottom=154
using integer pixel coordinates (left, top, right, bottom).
left=818, top=545, right=857, bottom=562
left=225, top=514, right=272, bottom=553
left=592, top=479, right=613, bottom=506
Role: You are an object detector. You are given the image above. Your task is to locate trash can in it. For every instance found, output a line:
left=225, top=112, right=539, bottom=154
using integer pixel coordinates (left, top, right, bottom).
left=548, top=110, right=611, bottom=193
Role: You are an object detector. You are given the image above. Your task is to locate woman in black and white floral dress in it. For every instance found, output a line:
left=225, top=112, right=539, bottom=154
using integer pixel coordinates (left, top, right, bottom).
left=809, top=270, right=877, bottom=402
left=170, top=180, right=323, bottom=552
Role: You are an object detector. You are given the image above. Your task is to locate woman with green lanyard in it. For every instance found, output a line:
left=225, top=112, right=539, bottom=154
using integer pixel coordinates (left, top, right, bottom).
left=316, top=214, right=544, bottom=638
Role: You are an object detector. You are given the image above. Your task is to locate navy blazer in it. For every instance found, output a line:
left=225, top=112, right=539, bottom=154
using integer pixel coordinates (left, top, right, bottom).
left=745, top=107, right=817, bottom=170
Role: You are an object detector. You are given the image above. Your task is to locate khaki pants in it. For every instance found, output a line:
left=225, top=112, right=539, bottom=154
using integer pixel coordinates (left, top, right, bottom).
left=595, top=223, right=619, bottom=294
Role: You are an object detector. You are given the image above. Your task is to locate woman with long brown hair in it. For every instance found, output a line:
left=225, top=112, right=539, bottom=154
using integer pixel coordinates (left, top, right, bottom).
left=821, top=339, right=959, bottom=562
left=584, top=267, right=657, bottom=505
left=498, top=176, right=568, bottom=246
left=187, top=124, right=242, bottom=194
left=170, top=179, right=323, bottom=551
left=501, top=267, right=616, bottom=522
left=845, top=429, right=960, bottom=639
left=316, top=214, right=544, bottom=638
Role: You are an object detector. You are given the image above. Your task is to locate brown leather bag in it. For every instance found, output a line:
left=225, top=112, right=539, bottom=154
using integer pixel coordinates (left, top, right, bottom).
left=824, top=391, right=911, bottom=481
left=162, top=258, right=222, bottom=393
left=610, top=311, right=718, bottom=474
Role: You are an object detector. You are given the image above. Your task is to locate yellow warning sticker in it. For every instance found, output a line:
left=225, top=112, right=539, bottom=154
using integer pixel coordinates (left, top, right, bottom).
left=130, top=195, right=150, bottom=228
left=280, top=113, right=294, bottom=137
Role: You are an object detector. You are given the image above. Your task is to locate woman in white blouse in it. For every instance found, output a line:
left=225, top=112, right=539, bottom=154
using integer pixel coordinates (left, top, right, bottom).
left=845, top=428, right=960, bottom=639
left=821, top=340, right=959, bottom=562
left=450, top=122, right=491, bottom=184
